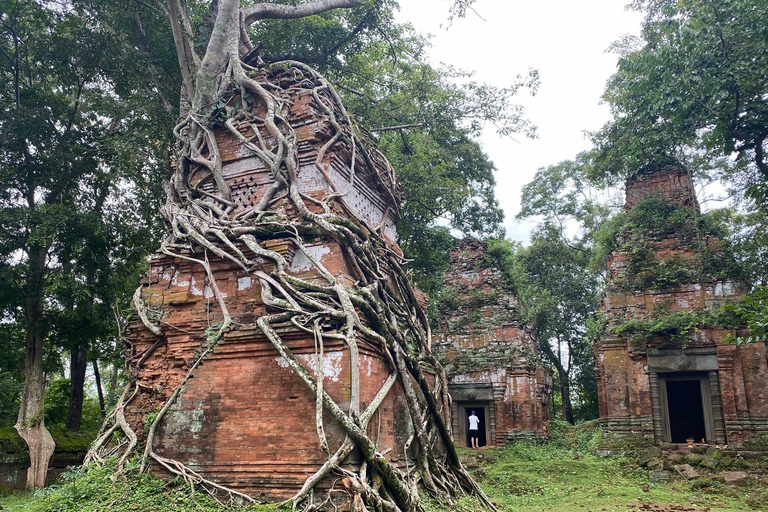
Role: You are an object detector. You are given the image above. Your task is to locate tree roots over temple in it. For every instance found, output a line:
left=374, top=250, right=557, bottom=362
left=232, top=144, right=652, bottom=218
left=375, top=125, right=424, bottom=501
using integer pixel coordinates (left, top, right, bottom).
left=85, top=59, right=493, bottom=512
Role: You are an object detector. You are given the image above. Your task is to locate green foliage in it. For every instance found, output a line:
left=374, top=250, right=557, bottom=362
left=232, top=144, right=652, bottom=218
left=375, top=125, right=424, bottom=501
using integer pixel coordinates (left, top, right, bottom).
left=143, top=409, right=160, bottom=434
left=421, top=423, right=765, bottom=511
left=0, top=371, right=23, bottom=426
left=404, top=226, right=454, bottom=296
left=518, top=153, right=619, bottom=241
left=0, top=460, right=280, bottom=512
left=0, top=0, right=171, bottom=433
left=597, top=194, right=743, bottom=291
left=481, top=233, right=601, bottom=423
left=610, top=308, right=742, bottom=344
left=44, top=380, right=72, bottom=428
left=592, top=0, right=768, bottom=199
left=722, top=285, right=768, bottom=344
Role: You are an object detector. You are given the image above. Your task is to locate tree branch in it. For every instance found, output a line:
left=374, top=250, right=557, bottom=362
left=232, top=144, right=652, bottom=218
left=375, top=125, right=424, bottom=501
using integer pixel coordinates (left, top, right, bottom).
left=243, top=0, right=359, bottom=27
left=369, top=123, right=424, bottom=132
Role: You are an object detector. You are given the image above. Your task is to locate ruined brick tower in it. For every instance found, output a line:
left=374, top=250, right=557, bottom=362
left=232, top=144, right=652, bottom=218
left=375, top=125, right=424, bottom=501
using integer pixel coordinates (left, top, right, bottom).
left=595, top=164, right=768, bottom=445
left=433, top=239, right=551, bottom=446
left=123, top=77, right=416, bottom=499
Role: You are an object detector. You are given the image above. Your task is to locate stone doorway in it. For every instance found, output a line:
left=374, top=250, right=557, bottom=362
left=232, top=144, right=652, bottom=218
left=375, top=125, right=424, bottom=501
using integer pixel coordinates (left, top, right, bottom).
left=647, top=348, right=728, bottom=445
left=458, top=403, right=489, bottom=447
left=659, top=372, right=716, bottom=444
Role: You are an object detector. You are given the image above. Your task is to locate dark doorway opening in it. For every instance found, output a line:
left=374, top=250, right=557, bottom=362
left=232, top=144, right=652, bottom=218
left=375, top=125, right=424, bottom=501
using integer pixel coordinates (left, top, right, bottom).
left=465, top=408, right=487, bottom=447
left=666, top=379, right=706, bottom=443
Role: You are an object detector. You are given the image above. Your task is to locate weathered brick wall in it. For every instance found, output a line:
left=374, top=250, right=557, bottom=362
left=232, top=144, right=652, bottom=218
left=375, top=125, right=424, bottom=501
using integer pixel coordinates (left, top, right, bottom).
left=433, top=239, right=551, bottom=444
left=125, top=83, right=416, bottom=499
left=625, top=164, right=699, bottom=211
left=596, top=165, right=768, bottom=444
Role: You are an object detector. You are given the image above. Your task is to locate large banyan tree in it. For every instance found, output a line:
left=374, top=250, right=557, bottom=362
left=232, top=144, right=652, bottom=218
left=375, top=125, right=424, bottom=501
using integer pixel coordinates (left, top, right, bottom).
left=84, top=1, right=492, bottom=510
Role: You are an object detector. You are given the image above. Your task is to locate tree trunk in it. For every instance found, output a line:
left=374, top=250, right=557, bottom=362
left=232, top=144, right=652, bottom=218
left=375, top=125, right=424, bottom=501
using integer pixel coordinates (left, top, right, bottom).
left=557, top=366, right=575, bottom=425
left=92, top=359, right=106, bottom=419
left=66, top=344, right=88, bottom=430
left=15, top=244, right=55, bottom=489
left=538, top=339, right=575, bottom=424
left=106, top=363, right=119, bottom=407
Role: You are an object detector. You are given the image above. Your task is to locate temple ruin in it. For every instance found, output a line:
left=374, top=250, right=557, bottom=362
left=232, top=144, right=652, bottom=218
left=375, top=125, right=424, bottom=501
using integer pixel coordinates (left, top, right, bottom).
left=433, top=239, right=551, bottom=447
left=117, top=65, right=459, bottom=503
left=595, top=164, right=768, bottom=445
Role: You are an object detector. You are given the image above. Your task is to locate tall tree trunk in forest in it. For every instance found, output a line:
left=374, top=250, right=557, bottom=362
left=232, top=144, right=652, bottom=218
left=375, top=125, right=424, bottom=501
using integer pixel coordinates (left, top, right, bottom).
left=15, top=244, right=56, bottom=489
left=66, top=344, right=88, bottom=431
left=556, top=366, right=575, bottom=424
left=539, top=340, right=575, bottom=424
left=93, top=360, right=106, bottom=419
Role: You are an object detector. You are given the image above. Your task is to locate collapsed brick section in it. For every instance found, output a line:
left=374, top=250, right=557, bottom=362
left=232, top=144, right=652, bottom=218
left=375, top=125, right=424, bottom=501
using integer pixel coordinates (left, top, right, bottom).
left=124, top=85, right=414, bottom=499
left=433, top=239, right=551, bottom=446
left=595, top=165, right=768, bottom=445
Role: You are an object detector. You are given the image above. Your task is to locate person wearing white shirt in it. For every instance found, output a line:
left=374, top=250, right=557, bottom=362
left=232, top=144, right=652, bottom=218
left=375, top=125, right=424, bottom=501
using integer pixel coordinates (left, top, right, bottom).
left=468, top=411, right=480, bottom=448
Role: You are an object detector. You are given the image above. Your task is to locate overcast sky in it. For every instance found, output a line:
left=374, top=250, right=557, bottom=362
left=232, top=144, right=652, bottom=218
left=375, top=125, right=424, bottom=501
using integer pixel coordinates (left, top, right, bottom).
left=394, top=0, right=644, bottom=244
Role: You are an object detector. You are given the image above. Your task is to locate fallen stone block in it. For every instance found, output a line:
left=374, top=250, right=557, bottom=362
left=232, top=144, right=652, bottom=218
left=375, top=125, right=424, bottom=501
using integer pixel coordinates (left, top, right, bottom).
left=667, top=452, right=684, bottom=463
left=705, top=447, right=723, bottom=459
left=638, top=446, right=663, bottom=466
left=684, top=453, right=704, bottom=466
left=674, top=464, right=700, bottom=480
left=649, top=470, right=671, bottom=483
left=722, top=471, right=748, bottom=485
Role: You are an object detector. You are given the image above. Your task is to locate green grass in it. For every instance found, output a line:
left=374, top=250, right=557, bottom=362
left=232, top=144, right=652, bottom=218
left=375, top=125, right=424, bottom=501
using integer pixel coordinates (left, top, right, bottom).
left=1, top=422, right=766, bottom=512
left=424, top=421, right=768, bottom=512
left=450, top=445, right=761, bottom=512
left=0, top=462, right=280, bottom=512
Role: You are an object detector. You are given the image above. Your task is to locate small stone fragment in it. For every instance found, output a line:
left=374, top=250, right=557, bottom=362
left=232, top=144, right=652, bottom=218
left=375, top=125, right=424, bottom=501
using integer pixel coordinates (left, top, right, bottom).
left=674, top=464, right=700, bottom=480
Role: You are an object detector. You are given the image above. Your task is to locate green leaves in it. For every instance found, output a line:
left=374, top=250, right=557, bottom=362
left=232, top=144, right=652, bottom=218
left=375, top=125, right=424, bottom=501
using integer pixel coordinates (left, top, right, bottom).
left=722, top=285, right=768, bottom=344
left=0, top=0, right=171, bottom=424
left=592, top=0, right=768, bottom=197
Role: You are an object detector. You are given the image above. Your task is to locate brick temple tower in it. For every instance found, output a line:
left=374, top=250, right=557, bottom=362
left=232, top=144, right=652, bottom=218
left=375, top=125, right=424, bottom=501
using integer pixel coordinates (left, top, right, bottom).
left=433, top=239, right=551, bottom=446
left=123, top=73, right=418, bottom=499
left=595, top=164, right=768, bottom=445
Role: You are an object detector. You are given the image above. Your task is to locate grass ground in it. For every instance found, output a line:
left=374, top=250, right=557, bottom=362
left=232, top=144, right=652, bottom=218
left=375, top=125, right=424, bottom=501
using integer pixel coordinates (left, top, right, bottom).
left=442, top=445, right=763, bottom=512
left=1, top=422, right=766, bottom=512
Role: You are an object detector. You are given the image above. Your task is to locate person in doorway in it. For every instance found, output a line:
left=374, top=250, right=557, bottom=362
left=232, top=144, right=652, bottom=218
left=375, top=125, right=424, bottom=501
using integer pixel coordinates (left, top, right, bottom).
left=468, top=410, right=480, bottom=448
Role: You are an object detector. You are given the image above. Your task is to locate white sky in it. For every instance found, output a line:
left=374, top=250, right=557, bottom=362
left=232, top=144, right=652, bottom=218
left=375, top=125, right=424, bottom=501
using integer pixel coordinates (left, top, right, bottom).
left=395, top=0, right=644, bottom=244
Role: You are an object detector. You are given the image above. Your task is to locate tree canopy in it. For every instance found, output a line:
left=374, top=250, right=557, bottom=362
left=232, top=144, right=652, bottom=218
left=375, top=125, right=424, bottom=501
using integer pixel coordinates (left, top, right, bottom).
left=591, top=0, right=768, bottom=200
